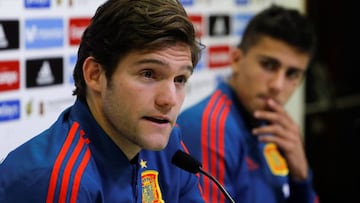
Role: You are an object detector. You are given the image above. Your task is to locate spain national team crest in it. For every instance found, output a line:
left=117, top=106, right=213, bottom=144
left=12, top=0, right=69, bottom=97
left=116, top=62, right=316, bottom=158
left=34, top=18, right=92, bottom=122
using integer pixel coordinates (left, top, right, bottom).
left=263, top=143, right=289, bottom=176
left=141, top=170, right=165, bottom=203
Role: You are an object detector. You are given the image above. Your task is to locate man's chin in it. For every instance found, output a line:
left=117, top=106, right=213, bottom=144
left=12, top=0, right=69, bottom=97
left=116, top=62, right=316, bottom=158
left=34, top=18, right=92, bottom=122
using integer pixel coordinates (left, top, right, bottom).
left=143, top=137, right=169, bottom=151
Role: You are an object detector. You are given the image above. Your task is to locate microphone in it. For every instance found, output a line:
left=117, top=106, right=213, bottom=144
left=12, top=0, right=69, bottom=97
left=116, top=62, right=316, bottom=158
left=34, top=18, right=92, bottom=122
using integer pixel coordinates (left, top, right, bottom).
left=172, top=150, right=236, bottom=203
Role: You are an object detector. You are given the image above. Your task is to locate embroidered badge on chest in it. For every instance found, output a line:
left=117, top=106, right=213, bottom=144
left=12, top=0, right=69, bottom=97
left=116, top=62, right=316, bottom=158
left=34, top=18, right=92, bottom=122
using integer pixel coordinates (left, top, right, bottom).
left=141, top=170, right=165, bottom=203
left=263, top=143, right=289, bottom=176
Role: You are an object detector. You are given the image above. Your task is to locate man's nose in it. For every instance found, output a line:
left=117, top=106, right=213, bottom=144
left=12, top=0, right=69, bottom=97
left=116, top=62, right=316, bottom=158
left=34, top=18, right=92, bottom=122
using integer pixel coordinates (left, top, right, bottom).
left=269, top=71, right=286, bottom=93
left=155, top=81, right=177, bottom=109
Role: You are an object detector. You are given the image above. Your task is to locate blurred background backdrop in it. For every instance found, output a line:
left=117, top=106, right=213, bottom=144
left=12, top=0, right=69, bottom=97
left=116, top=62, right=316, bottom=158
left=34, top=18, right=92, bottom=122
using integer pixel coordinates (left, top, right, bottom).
left=305, top=0, right=360, bottom=202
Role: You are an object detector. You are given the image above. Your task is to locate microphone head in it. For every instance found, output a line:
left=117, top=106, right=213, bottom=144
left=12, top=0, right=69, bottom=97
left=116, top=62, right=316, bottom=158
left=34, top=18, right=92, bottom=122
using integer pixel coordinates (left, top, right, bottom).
left=171, top=150, right=202, bottom=174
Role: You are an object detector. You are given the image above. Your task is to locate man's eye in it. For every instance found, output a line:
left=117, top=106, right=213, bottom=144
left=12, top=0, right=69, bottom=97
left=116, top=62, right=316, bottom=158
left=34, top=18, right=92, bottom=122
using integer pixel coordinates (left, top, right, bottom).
left=287, top=69, right=304, bottom=80
left=174, top=76, right=187, bottom=84
left=142, top=70, right=154, bottom=78
left=261, top=60, right=276, bottom=71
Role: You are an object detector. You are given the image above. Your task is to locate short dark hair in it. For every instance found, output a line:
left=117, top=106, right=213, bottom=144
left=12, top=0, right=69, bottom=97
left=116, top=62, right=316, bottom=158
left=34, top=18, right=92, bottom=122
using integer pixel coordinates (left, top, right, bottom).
left=72, top=0, right=201, bottom=101
left=239, top=4, right=316, bottom=58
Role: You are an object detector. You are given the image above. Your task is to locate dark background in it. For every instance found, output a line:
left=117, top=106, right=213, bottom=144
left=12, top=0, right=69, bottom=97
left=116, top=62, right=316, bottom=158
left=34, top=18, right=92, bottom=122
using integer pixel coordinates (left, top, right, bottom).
left=305, top=1, right=360, bottom=202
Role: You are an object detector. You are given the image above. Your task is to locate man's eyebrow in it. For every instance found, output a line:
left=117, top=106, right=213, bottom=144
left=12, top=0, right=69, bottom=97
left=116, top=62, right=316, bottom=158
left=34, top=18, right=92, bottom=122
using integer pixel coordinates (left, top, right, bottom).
left=287, top=66, right=305, bottom=72
left=258, top=55, right=280, bottom=64
left=262, top=57, right=306, bottom=73
left=134, top=58, right=194, bottom=73
left=135, top=58, right=165, bottom=66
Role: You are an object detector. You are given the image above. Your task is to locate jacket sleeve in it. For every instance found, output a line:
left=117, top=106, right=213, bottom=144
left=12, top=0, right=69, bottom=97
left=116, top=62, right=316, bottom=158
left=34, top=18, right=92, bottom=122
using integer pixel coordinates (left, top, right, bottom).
left=288, top=169, right=320, bottom=203
left=0, top=167, right=51, bottom=203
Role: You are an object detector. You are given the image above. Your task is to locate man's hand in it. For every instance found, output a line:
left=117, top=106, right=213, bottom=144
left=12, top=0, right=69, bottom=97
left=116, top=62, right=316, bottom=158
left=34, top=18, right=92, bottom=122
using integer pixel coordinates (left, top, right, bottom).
left=252, top=98, right=309, bottom=181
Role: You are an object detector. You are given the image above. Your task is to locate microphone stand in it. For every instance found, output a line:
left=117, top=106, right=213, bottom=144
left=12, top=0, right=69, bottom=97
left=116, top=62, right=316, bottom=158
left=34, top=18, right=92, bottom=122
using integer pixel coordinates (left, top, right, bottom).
left=171, top=150, right=236, bottom=203
left=199, top=167, right=236, bottom=203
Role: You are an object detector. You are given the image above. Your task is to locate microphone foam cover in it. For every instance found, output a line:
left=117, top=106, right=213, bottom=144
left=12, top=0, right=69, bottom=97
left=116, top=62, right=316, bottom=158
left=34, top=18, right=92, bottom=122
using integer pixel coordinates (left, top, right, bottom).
left=171, top=150, right=202, bottom=174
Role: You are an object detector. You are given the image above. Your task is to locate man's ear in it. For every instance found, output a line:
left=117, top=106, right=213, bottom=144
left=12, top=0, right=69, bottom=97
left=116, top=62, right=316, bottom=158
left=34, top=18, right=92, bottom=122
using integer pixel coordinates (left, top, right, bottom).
left=83, top=57, right=103, bottom=93
left=230, top=48, right=243, bottom=74
left=230, top=47, right=243, bottom=63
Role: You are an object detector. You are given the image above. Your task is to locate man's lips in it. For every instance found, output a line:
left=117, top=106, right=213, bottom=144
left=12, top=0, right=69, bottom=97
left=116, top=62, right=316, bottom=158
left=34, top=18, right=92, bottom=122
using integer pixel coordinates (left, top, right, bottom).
left=143, top=116, right=170, bottom=124
left=258, top=94, right=279, bottom=104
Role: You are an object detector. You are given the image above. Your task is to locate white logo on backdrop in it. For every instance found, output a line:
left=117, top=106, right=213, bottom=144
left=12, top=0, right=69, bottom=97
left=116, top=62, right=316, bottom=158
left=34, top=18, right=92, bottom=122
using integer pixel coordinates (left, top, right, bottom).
left=213, top=17, right=227, bottom=35
left=36, top=61, right=54, bottom=85
left=26, top=24, right=63, bottom=43
left=26, top=25, right=37, bottom=43
left=0, top=24, right=9, bottom=48
left=0, top=71, right=18, bottom=86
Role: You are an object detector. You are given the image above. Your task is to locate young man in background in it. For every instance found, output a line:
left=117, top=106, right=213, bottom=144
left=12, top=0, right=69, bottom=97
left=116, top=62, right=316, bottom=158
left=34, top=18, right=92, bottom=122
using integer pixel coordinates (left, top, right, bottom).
left=178, top=5, right=319, bottom=203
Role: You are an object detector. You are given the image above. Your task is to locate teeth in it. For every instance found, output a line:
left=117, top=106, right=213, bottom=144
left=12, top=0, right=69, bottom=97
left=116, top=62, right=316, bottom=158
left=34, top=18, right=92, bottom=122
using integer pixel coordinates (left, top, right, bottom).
left=146, top=117, right=168, bottom=123
left=155, top=118, right=168, bottom=123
